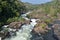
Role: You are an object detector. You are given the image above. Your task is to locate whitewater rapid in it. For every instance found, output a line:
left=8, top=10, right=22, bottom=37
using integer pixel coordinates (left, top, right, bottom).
left=4, top=12, right=37, bottom=40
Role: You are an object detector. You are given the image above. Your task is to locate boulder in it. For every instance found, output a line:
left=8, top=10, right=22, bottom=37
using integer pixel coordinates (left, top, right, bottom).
left=8, top=22, right=23, bottom=29
left=52, top=24, right=60, bottom=40
left=24, top=20, right=30, bottom=24
left=32, top=22, right=50, bottom=34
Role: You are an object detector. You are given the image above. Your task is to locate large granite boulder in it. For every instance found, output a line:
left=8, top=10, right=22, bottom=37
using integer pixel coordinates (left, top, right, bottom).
left=32, top=22, right=51, bottom=34
left=8, top=20, right=30, bottom=29
left=52, top=24, right=60, bottom=40
left=8, top=22, right=23, bottom=29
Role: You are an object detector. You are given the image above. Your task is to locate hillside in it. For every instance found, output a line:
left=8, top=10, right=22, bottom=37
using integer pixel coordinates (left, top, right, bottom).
left=26, top=0, right=60, bottom=19
left=26, top=0, right=60, bottom=40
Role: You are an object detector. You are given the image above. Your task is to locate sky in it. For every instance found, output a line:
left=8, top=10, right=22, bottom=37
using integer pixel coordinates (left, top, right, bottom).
left=21, top=0, right=52, bottom=4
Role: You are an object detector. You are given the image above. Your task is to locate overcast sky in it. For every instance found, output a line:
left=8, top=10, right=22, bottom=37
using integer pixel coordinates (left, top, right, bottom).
left=21, top=0, right=52, bottom=4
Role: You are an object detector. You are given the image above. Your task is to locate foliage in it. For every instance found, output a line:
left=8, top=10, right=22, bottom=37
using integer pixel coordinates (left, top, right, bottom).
left=44, top=18, right=53, bottom=24
left=18, top=16, right=25, bottom=22
left=40, top=23, right=47, bottom=29
left=0, top=0, right=27, bottom=27
left=7, top=17, right=18, bottom=24
left=26, top=0, right=60, bottom=24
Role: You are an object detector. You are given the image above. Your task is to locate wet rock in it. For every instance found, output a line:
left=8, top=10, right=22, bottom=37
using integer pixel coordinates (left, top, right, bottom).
left=0, top=31, right=9, bottom=40
left=53, top=20, right=60, bottom=24
left=52, top=24, right=60, bottom=40
left=8, top=22, right=23, bottom=29
left=24, top=20, right=30, bottom=24
left=9, top=31, right=16, bottom=37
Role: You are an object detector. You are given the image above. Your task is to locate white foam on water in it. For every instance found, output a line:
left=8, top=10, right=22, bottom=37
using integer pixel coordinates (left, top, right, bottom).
left=4, top=12, right=37, bottom=40
left=0, top=37, right=1, bottom=40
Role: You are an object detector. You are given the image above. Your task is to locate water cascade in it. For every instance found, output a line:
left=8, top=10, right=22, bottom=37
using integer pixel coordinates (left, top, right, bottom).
left=4, top=11, right=38, bottom=40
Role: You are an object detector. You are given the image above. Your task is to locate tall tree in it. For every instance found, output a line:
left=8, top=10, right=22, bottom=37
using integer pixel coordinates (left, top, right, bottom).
left=0, top=0, right=26, bottom=27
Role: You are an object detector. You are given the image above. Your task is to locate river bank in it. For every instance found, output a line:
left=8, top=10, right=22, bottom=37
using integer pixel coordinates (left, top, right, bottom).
left=0, top=11, right=60, bottom=40
left=0, top=12, right=38, bottom=40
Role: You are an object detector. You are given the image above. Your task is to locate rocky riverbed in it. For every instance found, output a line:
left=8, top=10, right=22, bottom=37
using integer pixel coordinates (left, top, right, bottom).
left=30, top=19, right=60, bottom=40
left=0, top=11, right=60, bottom=40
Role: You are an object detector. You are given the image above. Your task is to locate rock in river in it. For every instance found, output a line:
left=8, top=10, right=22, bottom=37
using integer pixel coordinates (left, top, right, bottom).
left=52, top=24, right=60, bottom=40
left=8, top=22, right=23, bottom=29
left=32, top=22, right=51, bottom=35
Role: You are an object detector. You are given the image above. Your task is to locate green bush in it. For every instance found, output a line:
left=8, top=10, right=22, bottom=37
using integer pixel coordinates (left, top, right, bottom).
left=7, top=16, right=25, bottom=24
left=44, top=18, right=52, bottom=24
left=0, top=0, right=27, bottom=27
left=18, top=17, right=25, bottom=22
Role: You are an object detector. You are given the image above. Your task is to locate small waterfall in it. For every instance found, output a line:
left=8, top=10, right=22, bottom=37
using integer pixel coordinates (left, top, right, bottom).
left=4, top=12, right=37, bottom=40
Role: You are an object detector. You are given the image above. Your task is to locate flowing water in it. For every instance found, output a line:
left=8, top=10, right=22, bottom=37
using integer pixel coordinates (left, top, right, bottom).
left=4, top=11, right=38, bottom=40
left=3, top=11, right=59, bottom=40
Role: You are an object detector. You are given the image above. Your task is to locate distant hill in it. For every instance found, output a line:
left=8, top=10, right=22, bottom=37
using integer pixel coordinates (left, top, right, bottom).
left=26, top=0, right=60, bottom=21
left=24, top=0, right=60, bottom=13
left=24, top=2, right=41, bottom=10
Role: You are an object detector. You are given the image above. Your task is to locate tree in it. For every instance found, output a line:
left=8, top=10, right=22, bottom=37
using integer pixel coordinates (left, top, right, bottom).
left=0, top=0, right=26, bottom=27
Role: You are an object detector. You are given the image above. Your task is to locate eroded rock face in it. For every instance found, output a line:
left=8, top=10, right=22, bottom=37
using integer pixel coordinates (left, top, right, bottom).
left=32, top=22, right=51, bottom=34
left=52, top=24, right=60, bottom=40
left=8, top=22, right=23, bottom=29
left=8, top=20, right=30, bottom=29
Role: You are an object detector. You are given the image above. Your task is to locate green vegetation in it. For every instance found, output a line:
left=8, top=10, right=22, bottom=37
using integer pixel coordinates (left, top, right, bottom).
left=44, top=18, right=53, bottom=24
left=0, top=0, right=27, bottom=27
left=40, top=23, right=47, bottom=29
left=24, top=2, right=40, bottom=11
left=26, top=0, right=60, bottom=24
left=0, top=0, right=60, bottom=29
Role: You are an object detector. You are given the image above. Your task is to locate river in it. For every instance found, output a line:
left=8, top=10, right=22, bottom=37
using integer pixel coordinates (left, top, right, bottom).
left=4, top=11, right=38, bottom=40
left=2, top=11, right=60, bottom=40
